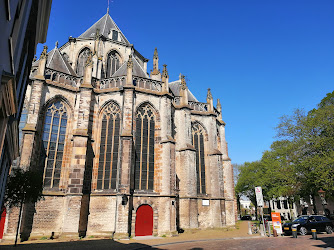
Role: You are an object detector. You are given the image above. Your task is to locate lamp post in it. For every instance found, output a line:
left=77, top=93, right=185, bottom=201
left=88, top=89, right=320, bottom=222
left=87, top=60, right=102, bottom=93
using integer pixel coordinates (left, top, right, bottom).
left=318, top=189, right=326, bottom=215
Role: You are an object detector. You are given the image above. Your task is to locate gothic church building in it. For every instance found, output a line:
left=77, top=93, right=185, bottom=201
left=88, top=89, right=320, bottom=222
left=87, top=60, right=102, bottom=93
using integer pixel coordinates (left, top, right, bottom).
left=5, top=11, right=236, bottom=238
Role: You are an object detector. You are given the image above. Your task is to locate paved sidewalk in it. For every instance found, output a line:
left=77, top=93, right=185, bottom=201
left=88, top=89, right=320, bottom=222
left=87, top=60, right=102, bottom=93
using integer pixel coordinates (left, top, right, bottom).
left=0, top=221, right=262, bottom=249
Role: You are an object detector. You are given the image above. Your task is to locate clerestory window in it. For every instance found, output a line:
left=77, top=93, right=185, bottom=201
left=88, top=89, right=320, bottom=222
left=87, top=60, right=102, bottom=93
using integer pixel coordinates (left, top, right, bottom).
left=106, top=51, right=120, bottom=78
left=192, top=122, right=206, bottom=194
left=42, top=101, right=68, bottom=189
left=97, top=102, right=121, bottom=190
left=76, top=48, right=91, bottom=77
left=134, top=104, right=155, bottom=191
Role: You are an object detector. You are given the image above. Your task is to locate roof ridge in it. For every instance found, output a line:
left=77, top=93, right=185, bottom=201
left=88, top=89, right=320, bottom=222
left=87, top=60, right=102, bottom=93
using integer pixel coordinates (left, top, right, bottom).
left=133, top=56, right=148, bottom=78
left=101, top=13, right=109, bottom=36
left=111, top=60, right=126, bottom=77
left=55, top=48, right=71, bottom=75
left=78, top=14, right=106, bottom=38
left=46, top=48, right=56, bottom=68
left=108, top=15, right=130, bottom=44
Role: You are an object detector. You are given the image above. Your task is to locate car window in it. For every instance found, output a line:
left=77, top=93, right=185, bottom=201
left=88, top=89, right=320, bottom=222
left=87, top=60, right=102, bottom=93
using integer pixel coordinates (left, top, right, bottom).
left=322, top=217, right=330, bottom=222
left=293, top=217, right=308, bottom=223
left=314, top=216, right=322, bottom=222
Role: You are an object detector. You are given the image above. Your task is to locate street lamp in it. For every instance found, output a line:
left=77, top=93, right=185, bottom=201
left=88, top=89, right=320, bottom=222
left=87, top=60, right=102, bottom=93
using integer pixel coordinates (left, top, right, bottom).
left=318, top=189, right=327, bottom=215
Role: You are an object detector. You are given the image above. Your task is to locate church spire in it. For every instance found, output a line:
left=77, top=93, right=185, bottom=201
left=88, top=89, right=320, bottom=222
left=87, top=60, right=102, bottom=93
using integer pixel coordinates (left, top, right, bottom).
left=150, top=47, right=161, bottom=80
left=217, top=99, right=223, bottom=120
left=161, top=64, right=169, bottom=93
left=206, top=88, right=214, bottom=112
left=180, top=74, right=188, bottom=106
left=152, top=47, right=159, bottom=72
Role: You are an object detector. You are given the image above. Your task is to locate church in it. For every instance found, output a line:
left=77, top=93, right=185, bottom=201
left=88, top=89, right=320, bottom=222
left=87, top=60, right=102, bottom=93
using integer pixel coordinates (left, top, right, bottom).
left=4, top=10, right=236, bottom=239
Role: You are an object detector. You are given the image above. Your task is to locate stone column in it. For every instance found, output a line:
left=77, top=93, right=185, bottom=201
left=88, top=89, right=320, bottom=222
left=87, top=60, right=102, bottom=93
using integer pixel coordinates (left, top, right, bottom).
left=158, top=92, right=175, bottom=234
left=63, top=56, right=93, bottom=235
left=114, top=56, right=134, bottom=238
left=174, top=95, right=198, bottom=228
left=218, top=121, right=235, bottom=226
left=20, top=46, right=48, bottom=169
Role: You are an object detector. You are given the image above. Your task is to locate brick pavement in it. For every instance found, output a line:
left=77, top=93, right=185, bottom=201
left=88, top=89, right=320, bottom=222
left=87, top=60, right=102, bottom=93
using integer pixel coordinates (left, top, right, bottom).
left=0, top=221, right=333, bottom=249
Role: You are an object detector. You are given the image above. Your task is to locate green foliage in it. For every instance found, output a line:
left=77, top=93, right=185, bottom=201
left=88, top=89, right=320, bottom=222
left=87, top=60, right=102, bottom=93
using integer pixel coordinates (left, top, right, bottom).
left=236, top=91, right=334, bottom=201
left=4, top=168, right=44, bottom=208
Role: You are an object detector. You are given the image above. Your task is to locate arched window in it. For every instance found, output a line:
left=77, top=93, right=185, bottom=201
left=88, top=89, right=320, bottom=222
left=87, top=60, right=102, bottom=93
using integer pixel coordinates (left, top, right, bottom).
left=76, top=48, right=91, bottom=77
left=97, top=102, right=121, bottom=190
left=42, top=101, right=68, bottom=189
left=106, top=51, right=120, bottom=78
left=192, top=122, right=206, bottom=194
left=135, top=104, right=155, bottom=191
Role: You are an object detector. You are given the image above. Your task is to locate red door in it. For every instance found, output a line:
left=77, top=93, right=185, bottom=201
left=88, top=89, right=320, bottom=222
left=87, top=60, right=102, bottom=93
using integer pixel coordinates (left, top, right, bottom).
left=135, top=205, right=153, bottom=236
left=0, top=207, right=6, bottom=239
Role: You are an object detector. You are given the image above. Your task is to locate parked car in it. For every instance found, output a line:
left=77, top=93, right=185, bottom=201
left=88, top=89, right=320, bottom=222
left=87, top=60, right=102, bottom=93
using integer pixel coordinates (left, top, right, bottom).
left=282, top=215, right=333, bottom=235
left=241, top=215, right=252, bottom=220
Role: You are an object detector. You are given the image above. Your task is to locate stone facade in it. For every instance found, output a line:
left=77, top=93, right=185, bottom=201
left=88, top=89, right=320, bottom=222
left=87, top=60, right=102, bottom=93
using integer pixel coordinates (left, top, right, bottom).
left=0, top=0, right=52, bottom=209
left=4, top=11, right=236, bottom=239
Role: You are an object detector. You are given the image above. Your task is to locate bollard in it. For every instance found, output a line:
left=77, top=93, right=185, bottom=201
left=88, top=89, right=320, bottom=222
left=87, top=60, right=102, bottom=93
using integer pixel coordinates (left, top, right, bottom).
left=273, top=229, right=278, bottom=237
left=311, top=229, right=317, bottom=240
left=248, top=221, right=252, bottom=235
left=260, top=224, right=265, bottom=236
left=267, top=221, right=271, bottom=237
left=292, top=228, right=297, bottom=238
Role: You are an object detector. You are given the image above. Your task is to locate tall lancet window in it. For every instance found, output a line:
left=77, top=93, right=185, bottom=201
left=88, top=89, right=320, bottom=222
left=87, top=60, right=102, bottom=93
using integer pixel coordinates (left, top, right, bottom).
left=135, top=104, right=155, bottom=191
left=97, top=102, right=121, bottom=190
left=76, top=48, right=91, bottom=77
left=42, top=101, right=68, bottom=189
left=192, top=122, right=206, bottom=194
left=106, top=51, right=120, bottom=78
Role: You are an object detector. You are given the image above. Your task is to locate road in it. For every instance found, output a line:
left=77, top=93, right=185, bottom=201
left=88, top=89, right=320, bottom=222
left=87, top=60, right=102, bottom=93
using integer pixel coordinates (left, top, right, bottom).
left=1, top=234, right=333, bottom=249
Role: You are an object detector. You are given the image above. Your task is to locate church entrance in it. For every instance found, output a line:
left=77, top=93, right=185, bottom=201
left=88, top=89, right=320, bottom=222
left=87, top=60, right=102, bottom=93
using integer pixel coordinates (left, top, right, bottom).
left=135, top=205, right=153, bottom=236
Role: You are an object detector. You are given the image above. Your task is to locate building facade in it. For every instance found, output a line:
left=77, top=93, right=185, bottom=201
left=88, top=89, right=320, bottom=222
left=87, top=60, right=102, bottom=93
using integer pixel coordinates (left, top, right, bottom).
left=4, top=11, right=236, bottom=239
left=0, top=0, right=52, bottom=208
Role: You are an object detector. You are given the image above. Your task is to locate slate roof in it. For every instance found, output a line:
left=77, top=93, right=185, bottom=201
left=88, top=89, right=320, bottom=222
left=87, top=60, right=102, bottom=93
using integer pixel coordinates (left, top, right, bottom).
left=169, top=80, right=198, bottom=102
left=79, top=13, right=130, bottom=45
left=33, top=47, right=76, bottom=76
left=112, top=56, right=148, bottom=78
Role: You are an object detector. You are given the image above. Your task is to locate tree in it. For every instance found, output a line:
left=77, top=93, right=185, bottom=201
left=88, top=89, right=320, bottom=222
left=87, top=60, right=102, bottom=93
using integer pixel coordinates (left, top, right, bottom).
left=276, top=91, right=334, bottom=199
left=236, top=91, right=334, bottom=214
left=4, top=168, right=43, bottom=245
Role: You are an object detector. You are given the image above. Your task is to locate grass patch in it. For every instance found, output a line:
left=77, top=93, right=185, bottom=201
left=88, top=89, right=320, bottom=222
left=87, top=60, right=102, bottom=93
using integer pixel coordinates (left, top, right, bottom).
left=161, top=234, right=166, bottom=237
left=40, top=236, right=48, bottom=240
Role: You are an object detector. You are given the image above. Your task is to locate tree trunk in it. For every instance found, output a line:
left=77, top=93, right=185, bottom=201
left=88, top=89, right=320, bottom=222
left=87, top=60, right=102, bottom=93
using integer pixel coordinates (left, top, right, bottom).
left=14, top=198, right=24, bottom=246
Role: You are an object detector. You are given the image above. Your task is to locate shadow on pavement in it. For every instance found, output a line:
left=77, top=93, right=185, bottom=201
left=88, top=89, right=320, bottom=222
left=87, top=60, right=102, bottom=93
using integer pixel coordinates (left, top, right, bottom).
left=313, top=236, right=334, bottom=248
left=0, top=239, right=161, bottom=250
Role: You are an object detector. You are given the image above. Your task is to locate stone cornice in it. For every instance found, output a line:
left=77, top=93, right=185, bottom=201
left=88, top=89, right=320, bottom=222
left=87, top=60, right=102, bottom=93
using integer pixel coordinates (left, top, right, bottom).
left=191, top=110, right=216, bottom=117
left=173, top=104, right=192, bottom=111
left=208, top=149, right=223, bottom=156
left=72, top=129, right=89, bottom=137
left=22, top=123, right=37, bottom=132
left=45, top=80, right=79, bottom=92
left=160, top=135, right=176, bottom=144
left=216, top=119, right=226, bottom=126
left=177, top=144, right=196, bottom=152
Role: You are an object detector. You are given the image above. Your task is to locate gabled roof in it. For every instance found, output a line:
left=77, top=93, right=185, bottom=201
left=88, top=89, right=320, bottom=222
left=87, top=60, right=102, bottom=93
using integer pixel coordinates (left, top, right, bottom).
left=112, top=56, right=148, bottom=78
left=79, top=13, right=130, bottom=45
left=33, top=47, right=76, bottom=76
left=169, top=80, right=198, bottom=102
left=47, top=48, right=76, bottom=75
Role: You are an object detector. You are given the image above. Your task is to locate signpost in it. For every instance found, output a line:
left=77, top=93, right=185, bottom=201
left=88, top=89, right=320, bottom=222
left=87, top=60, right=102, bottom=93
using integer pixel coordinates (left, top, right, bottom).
left=271, top=212, right=282, bottom=234
left=255, top=186, right=265, bottom=235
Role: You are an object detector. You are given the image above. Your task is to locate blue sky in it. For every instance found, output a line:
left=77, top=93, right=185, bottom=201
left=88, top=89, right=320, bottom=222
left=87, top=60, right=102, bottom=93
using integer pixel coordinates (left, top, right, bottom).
left=37, top=0, right=334, bottom=165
